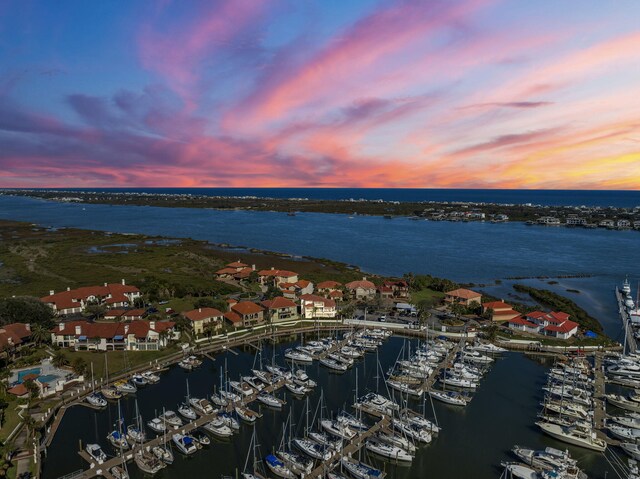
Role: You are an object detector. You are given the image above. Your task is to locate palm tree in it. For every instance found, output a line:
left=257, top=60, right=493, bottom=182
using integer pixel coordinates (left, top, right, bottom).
left=52, top=350, right=69, bottom=368
left=30, top=323, right=50, bottom=346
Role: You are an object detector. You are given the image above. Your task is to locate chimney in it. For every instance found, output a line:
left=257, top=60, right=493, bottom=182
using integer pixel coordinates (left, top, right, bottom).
left=59, top=323, right=64, bottom=331
left=121, top=278, right=125, bottom=285
left=104, top=282, right=108, bottom=287
left=150, top=321, right=156, bottom=330
left=198, top=308, right=202, bottom=313
left=124, top=325, right=129, bottom=334
left=25, top=323, right=31, bottom=332
left=271, top=266, right=274, bottom=270
left=49, top=290, right=55, bottom=296
left=363, top=276, right=367, bottom=281
left=75, top=325, right=82, bottom=335
left=66, top=287, right=70, bottom=292
left=252, top=264, right=256, bottom=271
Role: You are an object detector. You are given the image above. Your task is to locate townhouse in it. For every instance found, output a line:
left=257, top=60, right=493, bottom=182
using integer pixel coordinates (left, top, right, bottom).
left=41, top=279, right=141, bottom=315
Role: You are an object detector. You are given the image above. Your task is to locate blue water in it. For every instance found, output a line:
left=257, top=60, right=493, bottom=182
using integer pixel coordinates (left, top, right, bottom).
left=5, top=188, right=640, bottom=207
left=0, top=195, right=637, bottom=339
left=37, top=374, right=59, bottom=383
left=17, top=368, right=41, bottom=383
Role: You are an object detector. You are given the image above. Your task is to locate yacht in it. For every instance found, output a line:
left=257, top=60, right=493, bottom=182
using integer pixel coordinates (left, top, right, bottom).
left=126, top=424, right=145, bottom=444
left=235, top=405, right=261, bottom=423
left=110, top=465, right=129, bottom=479
left=189, top=397, right=214, bottom=415
left=172, top=433, right=198, bottom=455
left=536, top=421, right=607, bottom=451
left=218, top=411, right=241, bottom=430
left=337, top=413, right=368, bottom=431
left=85, top=443, right=107, bottom=464
left=107, top=430, right=129, bottom=450
left=230, top=380, right=255, bottom=397
left=320, top=357, right=348, bottom=372
left=130, top=374, right=148, bottom=388
left=621, top=443, right=640, bottom=460
left=142, top=371, right=161, bottom=383
left=472, top=342, right=507, bottom=354
left=388, top=379, right=423, bottom=397
left=375, top=431, right=416, bottom=454
left=285, top=382, right=309, bottom=396
left=265, top=365, right=292, bottom=379
left=193, top=431, right=211, bottom=446
left=512, top=445, right=582, bottom=474
left=134, top=448, right=165, bottom=475
left=392, top=418, right=432, bottom=443
left=607, top=394, right=640, bottom=413
left=101, top=386, right=123, bottom=400
left=308, top=431, right=342, bottom=450
left=159, top=410, right=183, bottom=428
left=293, top=438, right=332, bottom=461
left=220, top=389, right=242, bottom=403
left=114, top=380, right=137, bottom=394
left=365, top=439, right=413, bottom=463
left=178, top=403, right=197, bottom=420
left=356, top=392, right=399, bottom=415
left=340, top=457, right=383, bottom=479
left=500, top=462, right=538, bottom=479
left=608, top=423, right=640, bottom=442
left=257, top=392, right=286, bottom=408
left=277, top=451, right=313, bottom=475
left=285, top=348, right=314, bottom=363
left=428, top=390, right=468, bottom=406
left=321, top=419, right=356, bottom=440
left=152, top=445, right=174, bottom=464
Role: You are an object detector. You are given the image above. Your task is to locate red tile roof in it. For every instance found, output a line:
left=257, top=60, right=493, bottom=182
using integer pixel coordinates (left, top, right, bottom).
left=224, top=311, right=242, bottom=324
left=492, top=309, right=521, bottom=317
left=508, top=317, right=538, bottom=328
left=258, top=269, right=297, bottom=278
left=50, top=320, right=174, bottom=339
left=482, top=301, right=511, bottom=310
left=183, top=308, right=224, bottom=322
left=231, top=301, right=264, bottom=316
left=328, top=290, right=343, bottom=298
left=8, top=384, right=28, bottom=397
left=445, top=288, right=481, bottom=300
left=526, top=311, right=548, bottom=319
left=544, top=320, right=579, bottom=334
left=0, top=323, right=31, bottom=350
left=216, top=267, right=238, bottom=275
left=262, top=296, right=297, bottom=310
left=227, top=261, right=248, bottom=268
left=345, top=280, right=375, bottom=290
left=42, top=282, right=139, bottom=310
left=317, top=281, right=342, bottom=289
left=296, top=279, right=311, bottom=288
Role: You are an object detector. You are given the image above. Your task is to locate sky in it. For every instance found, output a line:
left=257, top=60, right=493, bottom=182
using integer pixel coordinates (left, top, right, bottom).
left=0, top=0, right=639, bottom=189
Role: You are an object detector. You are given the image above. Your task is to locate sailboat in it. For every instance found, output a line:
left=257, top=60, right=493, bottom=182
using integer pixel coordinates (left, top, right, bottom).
left=178, top=379, right=198, bottom=420
left=241, top=428, right=262, bottom=479
left=101, top=353, right=122, bottom=400
left=86, top=362, right=107, bottom=408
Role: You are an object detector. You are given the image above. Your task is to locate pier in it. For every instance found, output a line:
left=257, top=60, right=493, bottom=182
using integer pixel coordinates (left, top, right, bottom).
left=592, top=352, right=609, bottom=443
left=615, top=287, right=636, bottom=354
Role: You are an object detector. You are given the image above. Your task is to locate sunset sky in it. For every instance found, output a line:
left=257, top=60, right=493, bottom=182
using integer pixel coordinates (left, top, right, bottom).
left=1, top=0, right=639, bottom=189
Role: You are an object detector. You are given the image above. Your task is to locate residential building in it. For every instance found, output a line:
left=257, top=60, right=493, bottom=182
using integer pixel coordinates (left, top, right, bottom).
left=345, top=278, right=376, bottom=300
left=261, top=296, right=298, bottom=322
left=316, top=281, right=342, bottom=297
left=299, top=294, right=337, bottom=319
left=41, top=280, right=141, bottom=315
left=230, top=301, right=264, bottom=327
left=183, top=307, right=224, bottom=335
left=523, top=311, right=579, bottom=339
left=599, top=219, right=615, bottom=228
left=257, top=268, right=299, bottom=287
left=508, top=317, right=540, bottom=334
left=617, top=219, right=631, bottom=228
left=565, top=216, right=587, bottom=226
left=50, top=320, right=177, bottom=351
left=224, top=311, right=242, bottom=328
left=215, top=261, right=255, bottom=281
left=0, top=323, right=32, bottom=357
left=537, top=216, right=561, bottom=225
left=378, top=280, right=410, bottom=300
left=278, top=279, right=314, bottom=299
left=481, top=301, right=520, bottom=322
left=444, top=288, right=482, bottom=306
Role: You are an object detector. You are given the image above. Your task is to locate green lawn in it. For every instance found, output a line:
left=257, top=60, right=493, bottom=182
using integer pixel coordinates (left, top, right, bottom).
left=410, top=288, right=445, bottom=304
left=0, top=396, right=25, bottom=442
left=59, top=348, right=177, bottom=381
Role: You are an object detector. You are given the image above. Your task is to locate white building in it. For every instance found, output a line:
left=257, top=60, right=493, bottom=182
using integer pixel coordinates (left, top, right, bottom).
left=299, top=295, right=337, bottom=319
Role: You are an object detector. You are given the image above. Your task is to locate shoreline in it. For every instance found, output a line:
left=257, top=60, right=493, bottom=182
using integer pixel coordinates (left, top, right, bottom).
left=2, top=190, right=639, bottom=232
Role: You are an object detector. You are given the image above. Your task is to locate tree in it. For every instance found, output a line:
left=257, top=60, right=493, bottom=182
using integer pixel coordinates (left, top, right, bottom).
left=0, top=297, right=54, bottom=327
left=482, top=307, right=494, bottom=321
left=484, top=323, right=498, bottom=342
left=340, top=303, right=356, bottom=320
left=173, top=316, right=191, bottom=335
left=83, top=303, right=106, bottom=320
left=450, top=302, right=466, bottom=319
left=72, top=357, right=87, bottom=376
left=264, top=284, right=280, bottom=300
left=158, top=328, right=172, bottom=347
left=52, top=350, right=69, bottom=368
left=30, top=323, right=50, bottom=346
left=23, top=380, right=40, bottom=402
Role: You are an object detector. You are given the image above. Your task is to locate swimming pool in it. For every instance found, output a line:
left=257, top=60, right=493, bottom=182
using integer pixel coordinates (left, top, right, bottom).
left=17, top=368, right=41, bottom=383
left=37, top=375, right=59, bottom=384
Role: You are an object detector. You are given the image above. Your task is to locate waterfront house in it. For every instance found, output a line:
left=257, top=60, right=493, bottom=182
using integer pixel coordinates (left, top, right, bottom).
left=261, top=296, right=298, bottom=322
left=183, top=307, right=224, bottom=335
left=50, top=320, right=177, bottom=351
left=224, top=311, right=242, bottom=328
left=41, top=279, right=141, bottom=315
left=523, top=311, right=579, bottom=339
left=230, top=301, right=264, bottom=327
left=537, top=216, right=561, bottom=225
left=103, top=308, right=146, bottom=321
left=299, top=295, right=337, bottom=319
left=378, top=280, right=410, bottom=300
left=278, top=279, right=314, bottom=299
left=508, top=317, right=541, bottom=334
left=599, top=219, right=615, bottom=228
left=257, top=268, right=299, bottom=288
left=345, top=278, right=377, bottom=300
left=634, top=220, right=640, bottom=230
left=565, top=216, right=587, bottom=226
left=0, top=323, right=32, bottom=358
left=316, top=281, right=342, bottom=297
left=481, top=301, right=520, bottom=322
left=617, top=219, right=631, bottom=229
left=445, top=288, right=482, bottom=306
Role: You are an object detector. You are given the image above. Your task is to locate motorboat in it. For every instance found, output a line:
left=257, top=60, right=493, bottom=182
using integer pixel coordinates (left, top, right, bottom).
left=512, top=445, right=581, bottom=473
left=472, top=342, right=507, bottom=354
left=101, top=386, right=123, bottom=400
left=440, top=375, right=477, bottom=389
left=500, top=462, right=538, bottom=479
left=159, top=410, right=183, bottom=428
left=114, top=380, right=137, bottom=394
left=189, top=397, right=214, bottom=415
left=85, top=443, right=107, bottom=464
left=178, top=403, right=197, bottom=420
left=321, top=419, right=356, bottom=440
left=142, top=371, right=161, bottom=383
left=608, top=423, right=640, bottom=442
left=252, top=369, right=277, bottom=385
left=230, top=380, right=255, bottom=397
left=218, top=411, right=241, bottom=430
left=86, top=392, right=107, bottom=408
left=365, top=439, right=413, bottom=463
left=172, top=433, right=198, bottom=455
left=264, top=454, right=295, bottom=478
left=536, top=421, right=607, bottom=451
left=192, top=430, right=211, bottom=446
left=607, top=394, right=640, bottom=413
left=130, top=374, right=148, bottom=388
left=110, top=465, right=129, bottom=479
left=428, top=390, right=468, bottom=406
left=203, top=418, right=234, bottom=438
left=356, top=392, right=399, bottom=415
left=285, top=382, right=309, bottom=396
left=621, top=443, right=640, bottom=460
left=242, top=376, right=265, bottom=391
left=211, top=392, right=228, bottom=407
left=610, top=414, right=640, bottom=429
left=147, top=418, right=166, bottom=434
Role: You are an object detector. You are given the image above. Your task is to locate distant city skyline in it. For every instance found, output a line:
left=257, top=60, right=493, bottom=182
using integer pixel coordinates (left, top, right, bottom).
left=1, top=0, right=639, bottom=189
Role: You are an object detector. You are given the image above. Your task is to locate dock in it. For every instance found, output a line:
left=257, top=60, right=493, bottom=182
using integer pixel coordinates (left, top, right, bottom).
left=615, top=287, right=636, bottom=354
left=592, top=352, right=609, bottom=443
